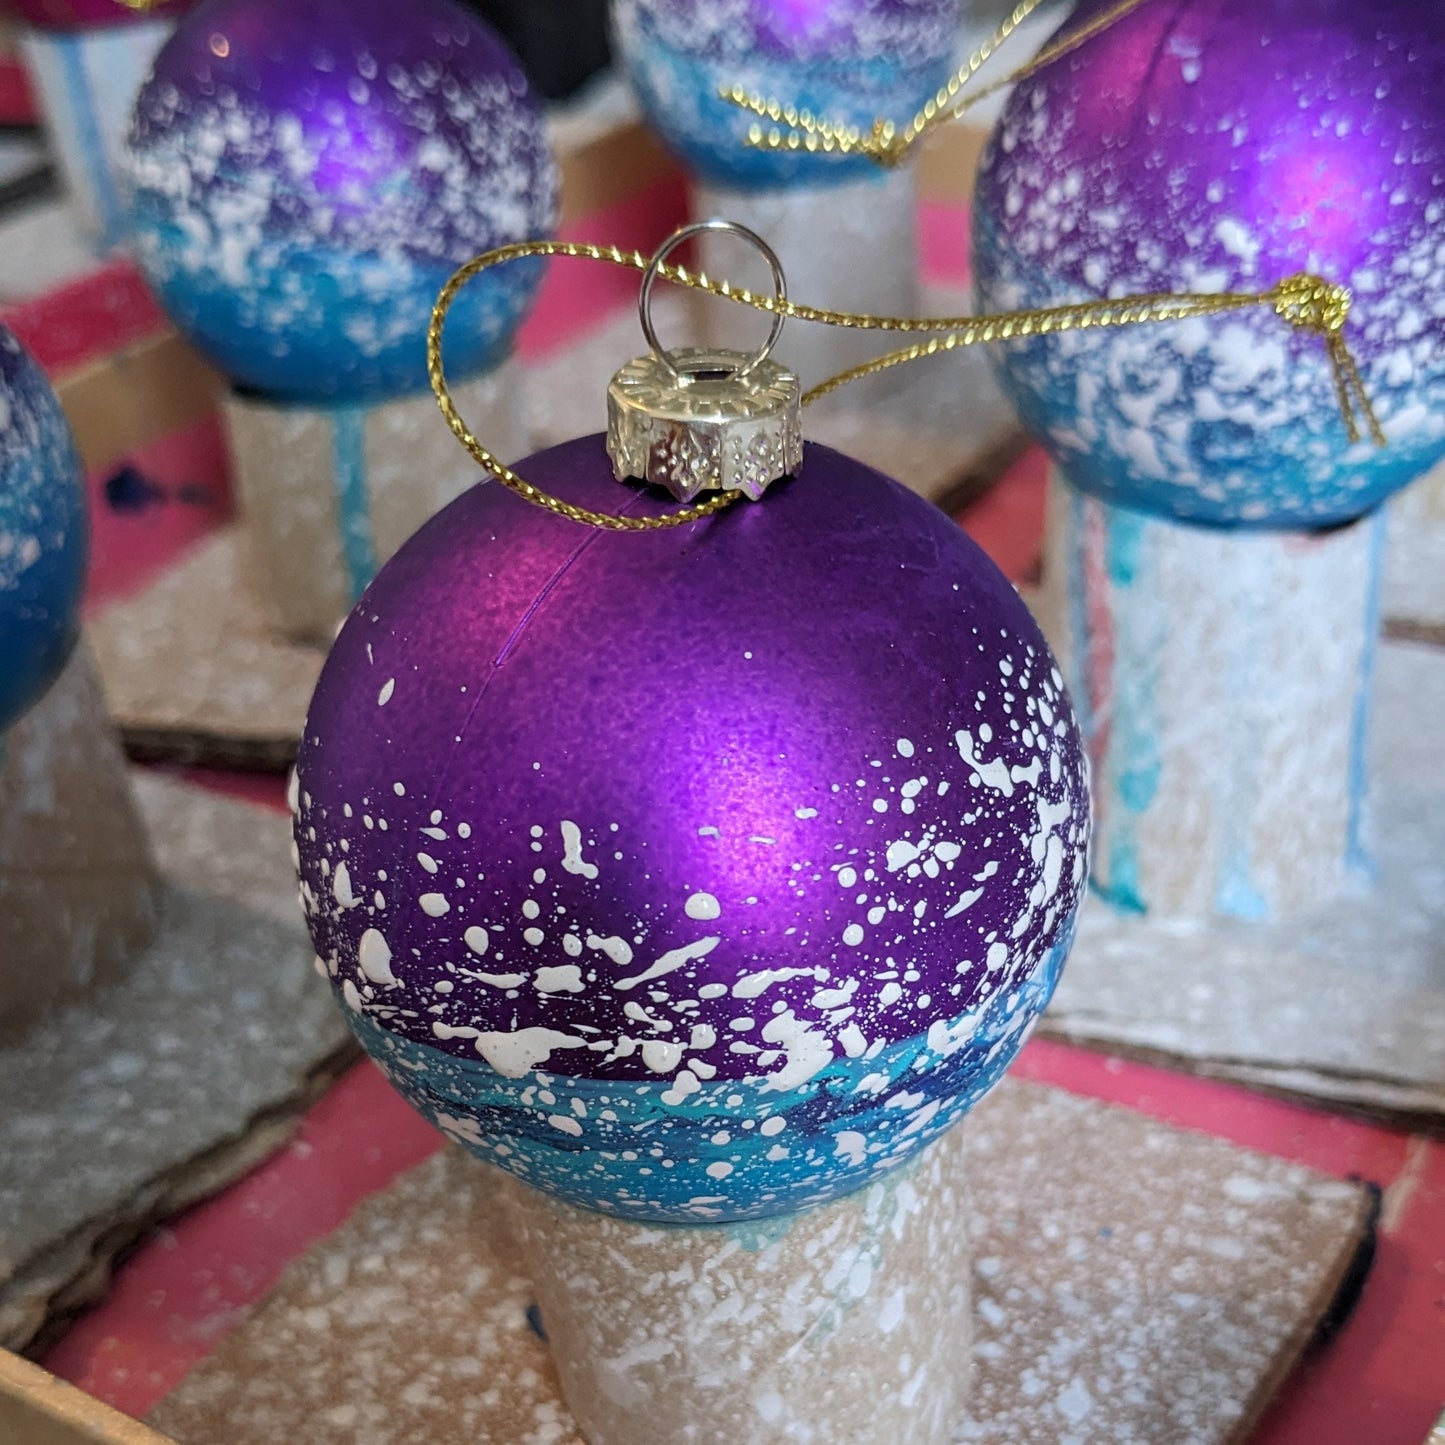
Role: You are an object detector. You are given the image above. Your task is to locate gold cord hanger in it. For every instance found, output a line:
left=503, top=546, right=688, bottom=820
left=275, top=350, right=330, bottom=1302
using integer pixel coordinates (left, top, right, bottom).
left=720, top=0, right=1157, bottom=169
left=427, top=236, right=1384, bottom=532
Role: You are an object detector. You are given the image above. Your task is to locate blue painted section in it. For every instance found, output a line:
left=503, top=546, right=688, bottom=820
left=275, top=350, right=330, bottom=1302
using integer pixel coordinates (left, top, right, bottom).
left=54, top=36, right=125, bottom=251
left=1214, top=871, right=1271, bottom=922
left=617, top=32, right=954, bottom=191
left=343, top=937, right=1070, bottom=1224
left=0, top=328, right=88, bottom=735
left=1345, top=509, right=1386, bottom=880
left=127, top=205, right=538, bottom=401
left=330, top=404, right=377, bottom=603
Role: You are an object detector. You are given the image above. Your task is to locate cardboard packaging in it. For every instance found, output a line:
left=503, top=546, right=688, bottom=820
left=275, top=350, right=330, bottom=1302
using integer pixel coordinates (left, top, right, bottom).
left=145, top=1079, right=1376, bottom=1445
left=0, top=644, right=158, bottom=1035
left=0, top=252, right=231, bottom=606
left=1, top=1349, right=174, bottom=1445
left=1038, top=470, right=1382, bottom=922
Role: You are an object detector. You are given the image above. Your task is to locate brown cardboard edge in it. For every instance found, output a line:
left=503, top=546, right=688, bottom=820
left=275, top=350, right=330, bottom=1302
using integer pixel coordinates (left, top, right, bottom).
left=1037, top=1022, right=1445, bottom=1135
left=1385, top=616, right=1445, bottom=649
left=118, top=725, right=300, bottom=774
left=0, top=1349, right=177, bottom=1445
left=915, top=121, right=991, bottom=205
left=58, top=330, right=227, bottom=476
left=8, top=1037, right=360, bottom=1361
left=1224, top=1179, right=1376, bottom=1444
left=557, top=119, right=681, bottom=227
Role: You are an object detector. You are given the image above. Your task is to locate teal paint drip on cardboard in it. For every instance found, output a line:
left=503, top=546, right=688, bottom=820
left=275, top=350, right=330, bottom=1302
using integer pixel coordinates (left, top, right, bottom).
left=1211, top=538, right=1273, bottom=922
left=331, top=404, right=377, bottom=603
left=1101, top=504, right=1157, bottom=915
left=1345, top=510, right=1385, bottom=880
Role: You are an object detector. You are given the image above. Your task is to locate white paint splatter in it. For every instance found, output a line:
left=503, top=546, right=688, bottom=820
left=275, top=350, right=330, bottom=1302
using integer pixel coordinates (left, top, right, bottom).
left=473, top=1028, right=588, bottom=1078
left=534, top=965, right=584, bottom=993
left=614, top=936, right=720, bottom=991
left=560, top=820, right=599, bottom=879
left=587, top=934, right=634, bottom=966
left=332, top=860, right=359, bottom=909
left=685, top=891, right=721, bottom=921
left=357, top=928, right=398, bottom=987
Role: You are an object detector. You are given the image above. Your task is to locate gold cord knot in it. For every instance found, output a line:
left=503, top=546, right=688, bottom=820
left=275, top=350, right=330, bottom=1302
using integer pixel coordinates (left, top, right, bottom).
left=1268, top=274, right=1383, bottom=448
left=1272, top=273, right=1352, bottom=336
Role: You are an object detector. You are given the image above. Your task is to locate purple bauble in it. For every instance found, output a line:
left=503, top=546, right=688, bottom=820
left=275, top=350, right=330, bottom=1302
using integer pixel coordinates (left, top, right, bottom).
left=612, top=0, right=961, bottom=189
left=0, top=324, right=87, bottom=735
left=293, top=436, right=1090, bottom=1222
left=126, top=0, right=556, bottom=403
left=973, top=0, right=1445, bottom=528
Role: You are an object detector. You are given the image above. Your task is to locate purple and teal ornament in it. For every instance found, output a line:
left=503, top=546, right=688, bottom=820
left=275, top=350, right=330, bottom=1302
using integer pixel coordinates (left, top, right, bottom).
left=612, top=0, right=961, bottom=190
left=972, top=0, right=1445, bottom=529
left=125, top=0, right=557, bottom=403
left=0, top=324, right=87, bottom=735
left=292, top=435, right=1089, bottom=1222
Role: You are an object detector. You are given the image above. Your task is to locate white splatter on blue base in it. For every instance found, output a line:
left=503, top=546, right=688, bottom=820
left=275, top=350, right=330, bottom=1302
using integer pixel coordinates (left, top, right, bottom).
left=613, top=0, right=958, bottom=191
left=349, top=937, right=1066, bottom=1223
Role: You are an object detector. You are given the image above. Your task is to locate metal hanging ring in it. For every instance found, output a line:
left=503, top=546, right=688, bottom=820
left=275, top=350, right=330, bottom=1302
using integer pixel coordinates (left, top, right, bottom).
left=638, top=219, right=788, bottom=384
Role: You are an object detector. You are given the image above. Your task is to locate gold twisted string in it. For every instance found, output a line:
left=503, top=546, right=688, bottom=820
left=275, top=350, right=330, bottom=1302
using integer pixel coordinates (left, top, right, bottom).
left=721, top=0, right=1156, bottom=168
left=427, top=243, right=1385, bottom=531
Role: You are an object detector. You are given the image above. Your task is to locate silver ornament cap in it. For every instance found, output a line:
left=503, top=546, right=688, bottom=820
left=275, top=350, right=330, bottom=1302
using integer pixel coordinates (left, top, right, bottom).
left=606, top=220, right=803, bottom=504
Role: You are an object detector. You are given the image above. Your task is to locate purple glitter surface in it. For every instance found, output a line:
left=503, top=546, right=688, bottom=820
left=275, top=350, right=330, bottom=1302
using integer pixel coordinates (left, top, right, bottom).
left=136, top=0, right=549, bottom=269
left=295, top=437, right=1089, bottom=1088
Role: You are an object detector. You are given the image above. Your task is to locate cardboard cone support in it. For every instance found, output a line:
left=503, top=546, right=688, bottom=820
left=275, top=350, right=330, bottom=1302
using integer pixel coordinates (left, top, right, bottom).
left=501, top=1122, right=972, bottom=1445
left=691, top=168, right=917, bottom=399
left=226, top=362, right=527, bottom=646
left=1037, top=470, right=1382, bottom=922
left=1384, top=455, right=1445, bottom=632
left=0, top=644, right=159, bottom=1035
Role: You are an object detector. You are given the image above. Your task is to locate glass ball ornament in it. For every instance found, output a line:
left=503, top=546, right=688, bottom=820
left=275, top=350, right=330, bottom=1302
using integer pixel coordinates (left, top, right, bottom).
left=293, top=436, right=1090, bottom=1222
left=972, top=0, right=1445, bottom=529
left=0, top=324, right=87, bottom=735
left=611, top=0, right=961, bottom=190
left=125, top=0, right=557, bottom=403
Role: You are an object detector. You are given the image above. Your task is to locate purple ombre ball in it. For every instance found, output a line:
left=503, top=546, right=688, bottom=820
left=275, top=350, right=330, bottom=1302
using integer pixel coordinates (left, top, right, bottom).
left=293, top=436, right=1089, bottom=1221
left=973, top=0, right=1445, bottom=529
left=612, top=0, right=961, bottom=189
left=126, top=0, right=556, bottom=403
